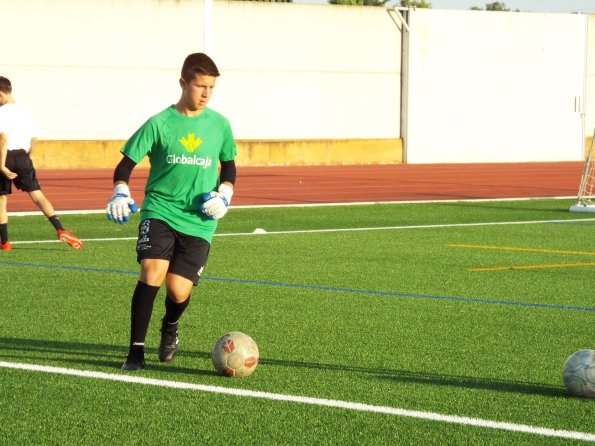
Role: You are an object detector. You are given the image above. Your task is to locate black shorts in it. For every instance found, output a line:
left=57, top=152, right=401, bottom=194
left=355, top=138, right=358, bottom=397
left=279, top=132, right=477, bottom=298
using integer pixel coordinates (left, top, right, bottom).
left=136, top=218, right=211, bottom=286
left=0, top=150, right=41, bottom=195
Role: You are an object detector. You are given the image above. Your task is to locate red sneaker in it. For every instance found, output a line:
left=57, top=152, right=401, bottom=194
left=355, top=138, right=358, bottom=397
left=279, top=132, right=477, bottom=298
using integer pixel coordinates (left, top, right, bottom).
left=57, top=230, right=83, bottom=250
left=0, top=241, right=11, bottom=251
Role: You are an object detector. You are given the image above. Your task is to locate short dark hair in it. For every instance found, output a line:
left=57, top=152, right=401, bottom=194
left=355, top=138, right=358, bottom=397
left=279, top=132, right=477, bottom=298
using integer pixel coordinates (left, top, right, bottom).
left=0, top=77, right=12, bottom=94
left=181, top=53, right=220, bottom=81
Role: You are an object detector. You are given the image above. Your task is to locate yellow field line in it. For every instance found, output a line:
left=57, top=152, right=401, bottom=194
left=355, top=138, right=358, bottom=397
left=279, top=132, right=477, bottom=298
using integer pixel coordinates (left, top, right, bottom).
left=466, top=262, right=595, bottom=272
left=448, top=244, right=595, bottom=256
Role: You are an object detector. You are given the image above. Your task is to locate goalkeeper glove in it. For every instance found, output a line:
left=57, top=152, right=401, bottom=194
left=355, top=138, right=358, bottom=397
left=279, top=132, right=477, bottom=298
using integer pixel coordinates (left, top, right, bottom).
left=200, top=183, right=233, bottom=220
left=106, top=183, right=138, bottom=224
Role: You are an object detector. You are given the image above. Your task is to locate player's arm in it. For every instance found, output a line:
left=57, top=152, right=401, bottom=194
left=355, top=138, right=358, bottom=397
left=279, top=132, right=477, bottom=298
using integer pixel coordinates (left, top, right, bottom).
left=200, top=160, right=236, bottom=220
left=0, top=132, right=17, bottom=180
left=106, top=155, right=139, bottom=224
left=220, top=159, right=236, bottom=188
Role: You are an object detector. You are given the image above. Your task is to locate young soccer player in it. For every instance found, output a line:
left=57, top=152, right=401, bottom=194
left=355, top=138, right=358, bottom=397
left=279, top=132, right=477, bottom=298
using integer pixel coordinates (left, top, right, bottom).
left=0, top=76, right=83, bottom=251
left=106, top=53, right=237, bottom=371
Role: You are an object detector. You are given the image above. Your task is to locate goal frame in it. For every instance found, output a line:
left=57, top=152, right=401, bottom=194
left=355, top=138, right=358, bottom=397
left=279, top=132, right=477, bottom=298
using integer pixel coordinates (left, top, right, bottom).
left=569, top=125, right=595, bottom=213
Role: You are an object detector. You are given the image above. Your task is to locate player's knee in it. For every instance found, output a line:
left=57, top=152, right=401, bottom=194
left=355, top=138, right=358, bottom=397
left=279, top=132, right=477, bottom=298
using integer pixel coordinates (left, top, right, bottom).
left=165, top=274, right=193, bottom=302
left=139, top=259, right=169, bottom=286
left=140, top=274, right=165, bottom=287
left=139, top=269, right=166, bottom=287
left=166, top=291, right=190, bottom=304
left=28, top=190, right=45, bottom=205
left=165, top=281, right=192, bottom=302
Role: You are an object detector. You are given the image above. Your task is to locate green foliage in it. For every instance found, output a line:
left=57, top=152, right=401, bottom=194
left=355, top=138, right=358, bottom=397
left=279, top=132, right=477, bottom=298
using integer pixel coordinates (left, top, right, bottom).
left=328, top=0, right=431, bottom=7
left=328, top=0, right=388, bottom=5
left=471, top=2, right=522, bottom=11
left=486, top=1, right=509, bottom=10
left=400, top=0, right=432, bottom=7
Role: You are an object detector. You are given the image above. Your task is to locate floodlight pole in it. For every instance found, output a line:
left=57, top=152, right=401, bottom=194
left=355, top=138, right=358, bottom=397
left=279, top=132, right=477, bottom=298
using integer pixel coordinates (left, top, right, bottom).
left=387, top=7, right=411, bottom=163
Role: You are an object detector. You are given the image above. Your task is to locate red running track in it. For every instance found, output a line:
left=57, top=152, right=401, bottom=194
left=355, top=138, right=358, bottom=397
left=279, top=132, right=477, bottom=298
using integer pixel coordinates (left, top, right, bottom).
left=5, top=162, right=584, bottom=212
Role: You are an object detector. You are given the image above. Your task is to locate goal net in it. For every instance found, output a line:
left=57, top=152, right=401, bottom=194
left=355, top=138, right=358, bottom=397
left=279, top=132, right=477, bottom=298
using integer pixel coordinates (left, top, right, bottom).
left=569, top=126, right=595, bottom=213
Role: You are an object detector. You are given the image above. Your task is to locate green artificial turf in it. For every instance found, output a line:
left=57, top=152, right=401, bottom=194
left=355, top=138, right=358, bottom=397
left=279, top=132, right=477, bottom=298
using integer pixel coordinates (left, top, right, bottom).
left=0, top=198, right=593, bottom=445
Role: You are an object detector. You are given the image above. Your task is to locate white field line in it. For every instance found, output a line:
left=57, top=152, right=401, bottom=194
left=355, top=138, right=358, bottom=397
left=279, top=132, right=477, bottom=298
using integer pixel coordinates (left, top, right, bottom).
left=0, top=361, right=593, bottom=442
left=5, top=196, right=578, bottom=217
left=6, top=217, right=595, bottom=246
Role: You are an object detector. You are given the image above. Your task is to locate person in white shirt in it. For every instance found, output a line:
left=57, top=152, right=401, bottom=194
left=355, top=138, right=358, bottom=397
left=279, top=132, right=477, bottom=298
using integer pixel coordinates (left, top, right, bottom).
left=0, top=76, right=83, bottom=251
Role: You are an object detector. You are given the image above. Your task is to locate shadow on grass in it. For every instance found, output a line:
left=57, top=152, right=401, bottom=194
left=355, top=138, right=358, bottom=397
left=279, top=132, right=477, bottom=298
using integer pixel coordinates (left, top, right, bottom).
left=443, top=200, right=573, bottom=215
left=0, top=337, right=566, bottom=397
left=0, top=337, right=217, bottom=377
left=255, top=357, right=565, bottom=398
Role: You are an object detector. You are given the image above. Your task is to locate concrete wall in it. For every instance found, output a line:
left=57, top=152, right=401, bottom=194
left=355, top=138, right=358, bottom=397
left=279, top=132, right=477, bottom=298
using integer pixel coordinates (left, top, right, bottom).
left=1, top=1, right=593, bottom=167
left=1, top=0, right=203, bottom=140
left=210, top=1, right=401, bottom=141
left=404, top=9, right=586, bottom=163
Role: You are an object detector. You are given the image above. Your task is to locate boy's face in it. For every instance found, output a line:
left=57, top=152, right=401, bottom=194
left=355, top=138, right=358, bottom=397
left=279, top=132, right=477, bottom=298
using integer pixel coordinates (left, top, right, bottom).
left=0, top=92, right=8, bottom=106
left=180, top=74, right=217, bottom=112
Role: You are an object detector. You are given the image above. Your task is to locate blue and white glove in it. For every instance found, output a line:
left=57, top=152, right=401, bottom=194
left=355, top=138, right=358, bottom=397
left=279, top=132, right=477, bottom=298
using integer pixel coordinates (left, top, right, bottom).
left=106, top=183, right=138, bottom=224
left=200, top=184, right=233, bottom=220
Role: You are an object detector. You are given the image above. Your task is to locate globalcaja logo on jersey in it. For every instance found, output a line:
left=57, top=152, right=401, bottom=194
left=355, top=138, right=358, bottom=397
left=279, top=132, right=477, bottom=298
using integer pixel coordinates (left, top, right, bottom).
left=179, top=133, right=202, bottom=153
left=167, top=133, right=212, bottom=168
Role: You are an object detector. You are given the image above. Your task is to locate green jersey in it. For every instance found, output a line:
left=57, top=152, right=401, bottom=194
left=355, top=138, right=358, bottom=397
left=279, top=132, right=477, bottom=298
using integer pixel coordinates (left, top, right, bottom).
left=121, top=105, right=237, bottom=242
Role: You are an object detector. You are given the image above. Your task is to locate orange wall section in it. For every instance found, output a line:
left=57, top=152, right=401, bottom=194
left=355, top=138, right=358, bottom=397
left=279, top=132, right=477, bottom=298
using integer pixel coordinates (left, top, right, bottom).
left=31, top=139, right=403, bottom=169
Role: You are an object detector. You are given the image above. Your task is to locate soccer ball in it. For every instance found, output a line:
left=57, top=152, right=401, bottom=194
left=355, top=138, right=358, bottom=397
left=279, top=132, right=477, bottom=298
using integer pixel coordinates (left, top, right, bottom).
left=562, top=349, right=595, bottom=398
left=211, top=332, right=259, bottom=377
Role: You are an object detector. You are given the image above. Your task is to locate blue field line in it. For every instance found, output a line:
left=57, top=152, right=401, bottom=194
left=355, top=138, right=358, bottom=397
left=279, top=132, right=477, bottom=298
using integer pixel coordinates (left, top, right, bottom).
left=0, top=260, right=593, bottom=313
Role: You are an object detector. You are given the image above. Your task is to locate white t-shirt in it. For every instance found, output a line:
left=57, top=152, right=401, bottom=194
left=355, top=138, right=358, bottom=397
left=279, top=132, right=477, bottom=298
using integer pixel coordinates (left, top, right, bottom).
left=0, top=103, right=40, bottom=152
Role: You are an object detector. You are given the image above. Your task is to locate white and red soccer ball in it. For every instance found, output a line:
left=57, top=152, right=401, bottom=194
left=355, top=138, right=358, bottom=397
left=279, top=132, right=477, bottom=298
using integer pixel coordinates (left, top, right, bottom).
left=211, top=331, right=259, bottom=377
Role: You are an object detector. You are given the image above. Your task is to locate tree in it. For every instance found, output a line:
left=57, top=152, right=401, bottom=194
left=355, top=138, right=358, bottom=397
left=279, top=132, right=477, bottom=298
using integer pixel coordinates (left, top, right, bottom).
left=328, top=0, right=430, bottom=6
left=400, top=0, right=432, bottom=7
left=485, top=2, right=509, bottom=10
left=328, top=0, right=387, bottom=5
left=469, top=3, right=521, bottom=11
left=328, top=0, right=388, bottom=5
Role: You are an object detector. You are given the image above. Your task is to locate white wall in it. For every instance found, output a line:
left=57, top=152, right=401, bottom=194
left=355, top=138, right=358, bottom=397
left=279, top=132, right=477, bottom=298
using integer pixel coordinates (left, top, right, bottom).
left=0, top=0, right=401, bottom=141
left=1, top=0, right=204, bottom=140
left=404, top=9, right=587, bottom=163
left=211, top=2, right=401, bottom=140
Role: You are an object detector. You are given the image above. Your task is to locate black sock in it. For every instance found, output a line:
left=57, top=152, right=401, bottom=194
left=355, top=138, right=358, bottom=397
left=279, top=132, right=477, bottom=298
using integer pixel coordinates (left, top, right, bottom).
left=0, top=223, right=7, bottom=244
left=163, top=295, right=190, bottom=325
left=128, top=281, right=160, bottom=356
left=48, top=216, right=64, bottom=231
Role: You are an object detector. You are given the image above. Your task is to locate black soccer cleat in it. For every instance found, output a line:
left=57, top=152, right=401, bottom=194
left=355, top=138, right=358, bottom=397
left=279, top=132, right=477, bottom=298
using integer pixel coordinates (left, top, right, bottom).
left=121, top=355, right=146, bottom=371
left=158, top=321, right=179, bottom=363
